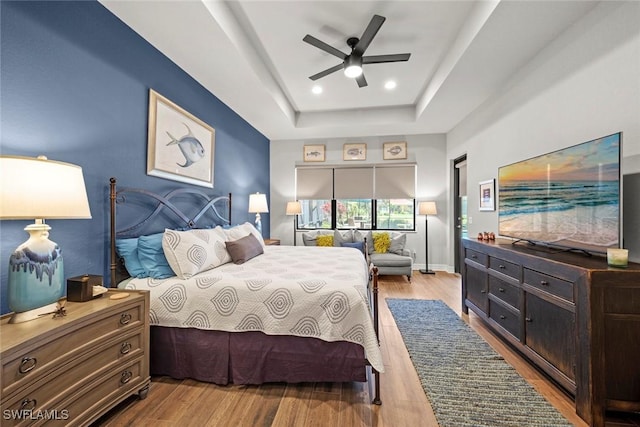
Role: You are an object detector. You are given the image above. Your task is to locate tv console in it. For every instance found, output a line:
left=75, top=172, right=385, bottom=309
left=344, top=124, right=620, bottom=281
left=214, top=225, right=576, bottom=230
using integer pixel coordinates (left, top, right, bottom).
left=462, top=237, right=640, bottom=427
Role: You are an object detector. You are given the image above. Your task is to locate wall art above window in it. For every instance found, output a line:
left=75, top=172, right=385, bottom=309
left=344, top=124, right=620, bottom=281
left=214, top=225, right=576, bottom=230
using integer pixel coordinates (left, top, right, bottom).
left=343, top=143, right=366, bottom=161
left=383, top=141, right=407, bottom=160
left=303, top=144, right=325, bottom=162
left=147, top=89, right=215, bottom=188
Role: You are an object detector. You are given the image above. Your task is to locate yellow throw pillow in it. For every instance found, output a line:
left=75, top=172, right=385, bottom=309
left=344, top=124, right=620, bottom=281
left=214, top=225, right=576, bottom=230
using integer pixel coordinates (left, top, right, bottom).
left=373, top=232, right=391, bottom=253
left=316, top=235, right=334, bottom=247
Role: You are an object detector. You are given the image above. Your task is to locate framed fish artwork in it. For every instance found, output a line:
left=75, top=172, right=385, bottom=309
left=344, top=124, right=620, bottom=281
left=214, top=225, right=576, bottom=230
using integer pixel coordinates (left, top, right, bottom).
left=147, top=89, right=215, bottom=188
left=343, top=143, right=366, bottom=161
left=303, top=144, right=325, bottom=162
left=383, top=141, right=407, bottom=160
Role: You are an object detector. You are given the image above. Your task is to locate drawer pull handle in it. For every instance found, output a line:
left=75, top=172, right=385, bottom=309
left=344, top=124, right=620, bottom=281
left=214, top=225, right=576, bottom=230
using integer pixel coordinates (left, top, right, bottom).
left=499, top=265, right=506, bottom=269
left=526, top=317, right=533, bottom=322
left=480, top=290, right=486, bottom=294
left=20, top=398, right=37, bottom=411
left=500, top=315, right=506, bottom=320
left=540, top=280, right=549, bottom=286
left=120, top=370, right=133, bottom=384
left=18, top=357, right=37, bottom=374
left=471, top=255, right=477, bottom=259
left=498, top=288, right=505, bottom=293
left=120, top=342, right=132, bottom=354
left=120, top=313, right=132, bottom=325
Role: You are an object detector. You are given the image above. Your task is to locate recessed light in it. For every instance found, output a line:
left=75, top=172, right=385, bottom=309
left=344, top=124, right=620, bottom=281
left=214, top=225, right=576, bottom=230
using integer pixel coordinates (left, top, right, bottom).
left=385, top=80, right=397, bottom=90
left=312, top=85, right=323, bottom=94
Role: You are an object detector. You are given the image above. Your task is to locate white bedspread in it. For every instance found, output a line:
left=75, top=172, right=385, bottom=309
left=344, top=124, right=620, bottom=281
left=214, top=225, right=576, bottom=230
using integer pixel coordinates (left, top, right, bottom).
left=122, top=245, right=383, bottom=372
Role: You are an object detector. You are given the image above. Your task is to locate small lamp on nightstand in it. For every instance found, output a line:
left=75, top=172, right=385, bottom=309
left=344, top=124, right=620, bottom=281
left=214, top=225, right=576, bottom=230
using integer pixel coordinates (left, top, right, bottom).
left=248, top=192, right=269, bottom=236
left=286, top=201, right=302, bottom=246
left=0, top=155, right=92, bottom=323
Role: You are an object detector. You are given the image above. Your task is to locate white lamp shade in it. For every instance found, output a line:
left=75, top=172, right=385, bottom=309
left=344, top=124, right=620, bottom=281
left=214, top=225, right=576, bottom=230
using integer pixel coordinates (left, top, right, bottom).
left=418, top=201, right=437, bottom=216
left=248, top=192, right=269, bottom=213
left=286, top=201, right=302, bottom=215
left=0, top=155, right=92, bottom=219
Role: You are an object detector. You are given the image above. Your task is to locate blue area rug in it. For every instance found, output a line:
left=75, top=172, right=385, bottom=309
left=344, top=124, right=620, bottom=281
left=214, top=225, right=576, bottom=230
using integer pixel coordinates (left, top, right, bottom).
left=386, top=298, right=572, bottom=427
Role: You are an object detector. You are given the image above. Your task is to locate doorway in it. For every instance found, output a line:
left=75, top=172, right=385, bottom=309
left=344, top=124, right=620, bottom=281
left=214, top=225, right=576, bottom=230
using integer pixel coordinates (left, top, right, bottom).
left=453, top=155, right=467, bottom=273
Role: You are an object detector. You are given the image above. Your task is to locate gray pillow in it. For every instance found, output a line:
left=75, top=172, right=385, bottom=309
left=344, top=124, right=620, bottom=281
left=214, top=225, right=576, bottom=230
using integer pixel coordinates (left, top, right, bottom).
left=353, top=229, right=374, bottom=255
left=225, top=233, right=264, bottom=264
left=333, top=229, right=353, bottom=247
left=302, top=232, right=318, bottom=246
left=388, top=232, right=407, bottom=255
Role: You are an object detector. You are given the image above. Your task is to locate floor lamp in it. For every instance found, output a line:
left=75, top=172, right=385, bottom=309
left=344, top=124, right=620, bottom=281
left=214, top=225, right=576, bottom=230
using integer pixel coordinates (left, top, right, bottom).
left=286, top=201, right=302, bottom=246
left=419, top=201, right=437, bottom=274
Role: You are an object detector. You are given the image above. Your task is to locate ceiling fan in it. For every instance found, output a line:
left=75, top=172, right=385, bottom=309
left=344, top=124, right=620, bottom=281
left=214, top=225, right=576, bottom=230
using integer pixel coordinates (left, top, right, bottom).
left=303, top=14, right=411, bottom=88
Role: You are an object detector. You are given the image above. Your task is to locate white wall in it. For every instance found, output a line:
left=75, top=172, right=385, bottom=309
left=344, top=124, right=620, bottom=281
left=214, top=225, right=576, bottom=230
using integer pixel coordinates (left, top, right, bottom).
left=447, top=1, right=640, bottom=262
left=270, top=134, right=450, bottom=271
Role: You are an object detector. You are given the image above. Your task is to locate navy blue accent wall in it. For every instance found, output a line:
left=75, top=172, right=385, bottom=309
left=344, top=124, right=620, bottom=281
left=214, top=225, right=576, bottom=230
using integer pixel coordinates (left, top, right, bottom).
left=0, top=1, right=270, bottom=314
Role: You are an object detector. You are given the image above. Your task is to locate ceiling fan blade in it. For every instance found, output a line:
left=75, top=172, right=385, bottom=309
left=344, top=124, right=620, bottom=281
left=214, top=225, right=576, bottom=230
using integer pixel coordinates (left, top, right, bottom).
left=363, top=53, right=411, bottom=64
left=309, top=64, right=344, bottom=81
left=356, top=73, right=368, bottom=88
left=354, top=15, right=385, bottom=56
left=303, top=35, right=347, bottom=60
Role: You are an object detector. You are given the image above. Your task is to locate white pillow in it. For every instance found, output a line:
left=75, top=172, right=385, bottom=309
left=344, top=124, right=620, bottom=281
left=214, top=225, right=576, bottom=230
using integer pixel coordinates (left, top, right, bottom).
left=224, top=222, right=266, bottom=248
left=162, top=227, right=231, bottom=279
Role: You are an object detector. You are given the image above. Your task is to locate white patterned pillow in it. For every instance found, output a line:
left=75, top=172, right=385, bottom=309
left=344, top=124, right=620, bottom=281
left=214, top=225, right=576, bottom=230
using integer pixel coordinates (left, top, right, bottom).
left=162, top=228, right=231, bottom=279
left=224, top=222, right=266, bottom=248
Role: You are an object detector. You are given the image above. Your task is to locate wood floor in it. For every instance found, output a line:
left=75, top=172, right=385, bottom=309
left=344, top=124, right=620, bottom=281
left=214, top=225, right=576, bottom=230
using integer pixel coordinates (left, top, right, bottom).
left=93, top=272, right=633, bottom=426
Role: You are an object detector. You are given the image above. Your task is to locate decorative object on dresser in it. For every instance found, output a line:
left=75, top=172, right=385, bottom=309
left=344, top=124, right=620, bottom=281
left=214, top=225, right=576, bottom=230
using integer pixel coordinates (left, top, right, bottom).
left=461, top=237, right=640, bottom=427
left=248, top=192, right=269, bottom=235
left=0, top=155, right=92, bottom=324
left=0, top=290, right=150, bottom=426
left=418, top=201, right=437, bottom=274
left=147, top=89, right=215, bottom=188
left=285, top=201, right=302, bottom=246
left=383, top=141, right=407, bottom=160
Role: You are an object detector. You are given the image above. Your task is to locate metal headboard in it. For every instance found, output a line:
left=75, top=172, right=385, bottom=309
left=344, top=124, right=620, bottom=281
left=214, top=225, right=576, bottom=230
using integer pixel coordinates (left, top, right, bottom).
left=109, top=177, right=232, bottom=287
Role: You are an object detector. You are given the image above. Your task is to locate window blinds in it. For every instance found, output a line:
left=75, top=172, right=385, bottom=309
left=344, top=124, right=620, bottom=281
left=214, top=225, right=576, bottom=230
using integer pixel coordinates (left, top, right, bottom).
left=334, top=168, right=374, bottom=199
left=374, top=165, right=416, bottom=199
left=296, top=168, right=333, bottom=199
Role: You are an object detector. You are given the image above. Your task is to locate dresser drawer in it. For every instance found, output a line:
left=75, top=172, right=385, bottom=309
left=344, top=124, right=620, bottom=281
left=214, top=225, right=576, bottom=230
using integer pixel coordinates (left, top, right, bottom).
left=489, top=276, right=520, bottom=308
left=2, top=302, right=143, bottom=396
left=524, top=268, right=574, bottom=303
left=466, top=248, right=488, bottom=265
left=489, top=256, right=520, bottom=280
left=0, top=330, right=144, bottom=420
left=489, top=300, right=521, bottom=339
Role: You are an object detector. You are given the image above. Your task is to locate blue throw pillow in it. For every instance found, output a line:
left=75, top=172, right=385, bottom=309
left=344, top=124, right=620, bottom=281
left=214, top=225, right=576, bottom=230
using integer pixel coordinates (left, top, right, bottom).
left=137, top=232, right=175, bottom=279
left=115, top=238, right=147, bottom=278
left=341, top=241, right=365, bottom=254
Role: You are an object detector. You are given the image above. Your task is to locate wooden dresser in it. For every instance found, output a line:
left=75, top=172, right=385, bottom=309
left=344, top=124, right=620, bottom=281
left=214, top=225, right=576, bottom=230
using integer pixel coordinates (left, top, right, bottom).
left=1, top=290, right=150, bottom=426
left=462, top=238, right=640, bottom=427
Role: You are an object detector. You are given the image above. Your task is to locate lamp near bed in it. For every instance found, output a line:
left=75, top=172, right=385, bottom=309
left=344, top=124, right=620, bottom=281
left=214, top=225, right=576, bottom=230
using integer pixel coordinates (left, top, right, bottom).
left=285, top=201, right=302, bottom=246
left=248, top=192, right=269, bottom=235
left=418, top=201, right=437, bottom=275
left=0, top=155, right=92, bottom=323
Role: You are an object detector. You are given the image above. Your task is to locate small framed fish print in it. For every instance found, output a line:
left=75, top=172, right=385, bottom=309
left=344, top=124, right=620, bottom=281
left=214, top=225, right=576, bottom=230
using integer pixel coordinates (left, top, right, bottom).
left=303, top=144, right=325, bottom=162
left=147, top=89, right=215, bottom=188
left=343, top=143, right=366, bottom=161
left=383, top=141, right=407, bottom=160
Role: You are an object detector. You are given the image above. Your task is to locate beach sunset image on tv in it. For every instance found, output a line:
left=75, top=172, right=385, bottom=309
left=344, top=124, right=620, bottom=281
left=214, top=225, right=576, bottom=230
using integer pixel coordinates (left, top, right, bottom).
left=498, top=133, right=621, bottom=253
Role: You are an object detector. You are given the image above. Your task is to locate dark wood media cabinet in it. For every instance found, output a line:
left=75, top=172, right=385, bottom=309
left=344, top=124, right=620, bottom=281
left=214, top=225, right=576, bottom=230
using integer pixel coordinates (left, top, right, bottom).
left=461, top=237, right=640, bottom=427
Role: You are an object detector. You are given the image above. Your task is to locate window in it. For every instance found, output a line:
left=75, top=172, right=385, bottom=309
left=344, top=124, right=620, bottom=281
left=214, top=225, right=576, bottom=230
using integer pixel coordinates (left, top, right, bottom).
left=296, top=164, right=416, bottom=231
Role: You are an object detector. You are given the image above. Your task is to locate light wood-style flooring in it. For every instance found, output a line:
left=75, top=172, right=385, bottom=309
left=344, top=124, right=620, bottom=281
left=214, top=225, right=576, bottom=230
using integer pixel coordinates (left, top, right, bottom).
left=93, top=272, right=634, bottom=426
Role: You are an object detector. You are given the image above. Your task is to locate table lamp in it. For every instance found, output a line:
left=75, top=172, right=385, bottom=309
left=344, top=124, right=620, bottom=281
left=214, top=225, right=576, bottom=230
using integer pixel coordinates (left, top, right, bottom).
left=286, top=201, right=302, bottom=246
left=419, top=201, right=437, bottom=274
left=0, top=155, right=92, bottom=323
left=248, top=192, right=269, bottom=235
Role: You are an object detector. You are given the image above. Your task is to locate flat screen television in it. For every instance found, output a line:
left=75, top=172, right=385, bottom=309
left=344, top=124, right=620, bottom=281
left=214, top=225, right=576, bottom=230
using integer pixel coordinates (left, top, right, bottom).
left=498, top=132, right=621, bottom=254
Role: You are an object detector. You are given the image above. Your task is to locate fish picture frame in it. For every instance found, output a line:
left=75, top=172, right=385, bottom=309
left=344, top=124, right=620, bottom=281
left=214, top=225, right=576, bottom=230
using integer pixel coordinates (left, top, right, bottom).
left=303, top=144, right=325, bottom=162
left=343, top=143, right=366, bottom=161
left=383, top=141, right=407, bottom=160
left=147, top=89, right=215, bottom=188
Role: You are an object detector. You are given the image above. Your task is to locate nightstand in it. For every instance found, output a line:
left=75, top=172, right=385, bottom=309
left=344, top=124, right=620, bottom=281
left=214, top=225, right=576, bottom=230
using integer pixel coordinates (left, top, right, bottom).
left=0, top=290, right=150, bottom=426
left=264, top=238, right=280, bottom=246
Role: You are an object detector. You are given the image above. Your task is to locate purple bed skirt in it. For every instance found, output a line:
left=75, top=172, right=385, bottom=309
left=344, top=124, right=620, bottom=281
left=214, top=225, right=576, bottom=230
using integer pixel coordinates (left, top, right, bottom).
left=150, top=326, right=367, bottom=384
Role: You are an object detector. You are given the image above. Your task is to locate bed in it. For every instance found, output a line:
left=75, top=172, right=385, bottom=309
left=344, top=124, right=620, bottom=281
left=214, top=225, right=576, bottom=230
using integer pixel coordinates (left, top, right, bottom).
left=108, top=178, right=382, bottom=404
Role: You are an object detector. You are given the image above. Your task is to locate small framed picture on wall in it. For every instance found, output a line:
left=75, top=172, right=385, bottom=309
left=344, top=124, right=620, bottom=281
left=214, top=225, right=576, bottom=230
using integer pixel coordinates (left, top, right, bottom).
left=303, top=144, right=325, bottom=162
left=479, top=179, right=496, bottom=211
left=383, top=142, right=407, bottom=160
left=343, top=143, right=366, bottom=161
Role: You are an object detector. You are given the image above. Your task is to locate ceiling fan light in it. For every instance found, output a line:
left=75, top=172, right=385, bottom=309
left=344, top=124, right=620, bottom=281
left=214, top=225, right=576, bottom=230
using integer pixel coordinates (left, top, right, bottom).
left=344, top=65, right=363, bottom=78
